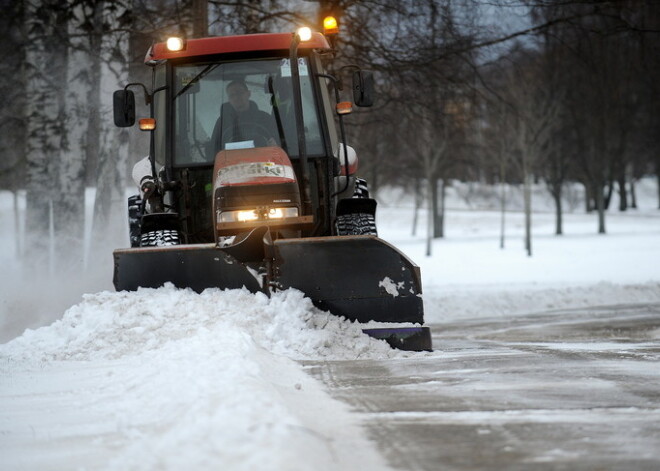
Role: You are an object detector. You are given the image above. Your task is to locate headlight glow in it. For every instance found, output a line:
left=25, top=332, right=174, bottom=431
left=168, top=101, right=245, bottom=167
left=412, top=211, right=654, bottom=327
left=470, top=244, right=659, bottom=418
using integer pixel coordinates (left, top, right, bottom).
left=268, top=207, right=299, bottom=219
left=219, top=207, right=299, bottom=223
left=297, top=27, right=312, bottom=42
left=166, top=37, right=186, bottom=52
left=236, top=210, right=259, bottom=222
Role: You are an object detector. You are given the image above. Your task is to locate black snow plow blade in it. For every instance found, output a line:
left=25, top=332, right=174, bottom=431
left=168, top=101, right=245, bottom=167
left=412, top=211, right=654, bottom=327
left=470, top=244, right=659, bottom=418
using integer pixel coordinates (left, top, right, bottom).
left=113, top=243, right=265, bottom=293
left=114, top=231, right=431, bottom=351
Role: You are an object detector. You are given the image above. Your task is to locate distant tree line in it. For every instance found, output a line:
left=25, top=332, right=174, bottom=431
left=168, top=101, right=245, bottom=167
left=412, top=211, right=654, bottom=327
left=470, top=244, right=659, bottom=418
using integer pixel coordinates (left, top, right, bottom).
left=0, top=0, right=659, bottom=270
left=476, top=1, right=660, bottom=248
left=339, top=0, right=660, bottom=254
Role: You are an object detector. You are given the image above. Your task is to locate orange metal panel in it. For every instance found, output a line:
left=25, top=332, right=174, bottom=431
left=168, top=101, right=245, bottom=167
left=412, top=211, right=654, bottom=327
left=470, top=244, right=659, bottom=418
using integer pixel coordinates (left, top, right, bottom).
left=147, top=33, right=331, bottom=62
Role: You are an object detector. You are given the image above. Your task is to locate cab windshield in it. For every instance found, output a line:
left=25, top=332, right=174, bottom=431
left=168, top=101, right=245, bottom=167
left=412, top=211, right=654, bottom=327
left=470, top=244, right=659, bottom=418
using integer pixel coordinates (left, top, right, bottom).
left=173, top=58, right=324, bottom=166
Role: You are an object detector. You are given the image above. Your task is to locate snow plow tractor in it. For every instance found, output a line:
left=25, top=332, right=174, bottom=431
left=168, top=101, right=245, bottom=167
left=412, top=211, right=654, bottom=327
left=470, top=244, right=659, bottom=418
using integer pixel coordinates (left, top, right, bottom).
left=112, top=27, right=432, bottom=351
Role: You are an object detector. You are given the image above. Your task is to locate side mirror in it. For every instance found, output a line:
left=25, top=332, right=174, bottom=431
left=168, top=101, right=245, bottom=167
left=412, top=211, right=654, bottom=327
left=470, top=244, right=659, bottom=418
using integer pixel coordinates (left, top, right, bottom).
left=352, top=71, right=374, bottom=107
left=113, top=90, right=136, bottom=127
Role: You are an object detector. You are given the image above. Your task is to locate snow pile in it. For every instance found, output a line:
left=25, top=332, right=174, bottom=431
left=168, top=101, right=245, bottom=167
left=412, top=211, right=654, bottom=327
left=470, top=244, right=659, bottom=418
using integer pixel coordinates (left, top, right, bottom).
left=1, top=284, right=395, bottom=363
left=97, top=328, right=387, bottom=471
left=0, top=286, right=395, bottom=471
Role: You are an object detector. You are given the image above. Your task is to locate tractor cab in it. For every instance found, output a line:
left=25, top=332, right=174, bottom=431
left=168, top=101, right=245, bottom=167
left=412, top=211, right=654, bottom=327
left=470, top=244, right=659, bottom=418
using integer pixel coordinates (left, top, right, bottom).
left=115, top=31, right=373, bottom=246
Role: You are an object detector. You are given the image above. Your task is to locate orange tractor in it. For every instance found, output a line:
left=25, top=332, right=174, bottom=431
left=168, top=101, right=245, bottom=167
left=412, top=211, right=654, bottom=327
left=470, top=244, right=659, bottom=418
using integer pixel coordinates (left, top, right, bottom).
left=112, top=26, right=431, bottom=351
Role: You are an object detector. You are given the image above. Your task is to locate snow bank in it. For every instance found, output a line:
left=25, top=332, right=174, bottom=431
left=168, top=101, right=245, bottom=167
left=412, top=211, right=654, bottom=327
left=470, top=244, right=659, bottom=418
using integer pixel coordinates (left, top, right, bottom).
left=1, top=285, right=395, bottom=363
left=0, top=286, right=395, bottom=471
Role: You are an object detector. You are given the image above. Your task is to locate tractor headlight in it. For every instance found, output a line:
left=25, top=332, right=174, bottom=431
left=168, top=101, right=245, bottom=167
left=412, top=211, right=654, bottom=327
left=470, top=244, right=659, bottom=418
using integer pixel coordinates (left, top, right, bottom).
left=267, top=207, right=298, bottom=219
left=296, top=27, right=312, bottom=42
left=219, top=207, right=299, bottom=223
left=235, top=210, right=260, bottom=222
left=166, top=37, right=186, bottom=52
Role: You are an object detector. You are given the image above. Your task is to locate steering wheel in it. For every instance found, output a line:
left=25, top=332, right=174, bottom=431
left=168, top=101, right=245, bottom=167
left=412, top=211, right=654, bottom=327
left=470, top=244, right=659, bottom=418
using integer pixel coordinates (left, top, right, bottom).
left=227, top=122, right=275, bottom=148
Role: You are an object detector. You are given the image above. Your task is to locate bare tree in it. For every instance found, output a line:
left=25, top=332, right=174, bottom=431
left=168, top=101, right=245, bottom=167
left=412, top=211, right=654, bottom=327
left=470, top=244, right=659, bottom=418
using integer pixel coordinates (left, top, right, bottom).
left=89, top=1, right=131, bottom=253
left=483, top=44, right=563, bottom=255
left=0, top=0, right=28, bottom=256
left=479, top=91, right=517, bottom=247
left=23, top=0, right=73, bottom=274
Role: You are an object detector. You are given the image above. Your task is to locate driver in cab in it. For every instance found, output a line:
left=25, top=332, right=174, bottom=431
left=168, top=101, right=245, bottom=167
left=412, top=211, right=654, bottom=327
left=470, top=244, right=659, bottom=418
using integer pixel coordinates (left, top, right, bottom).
left=209, top=79, right=277, bottom=156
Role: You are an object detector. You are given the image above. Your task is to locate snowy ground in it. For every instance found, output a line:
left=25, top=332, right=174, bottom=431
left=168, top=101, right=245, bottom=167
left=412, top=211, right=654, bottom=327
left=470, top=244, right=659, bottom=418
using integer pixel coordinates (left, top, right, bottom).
left=1, top=179, right=659, bottom=470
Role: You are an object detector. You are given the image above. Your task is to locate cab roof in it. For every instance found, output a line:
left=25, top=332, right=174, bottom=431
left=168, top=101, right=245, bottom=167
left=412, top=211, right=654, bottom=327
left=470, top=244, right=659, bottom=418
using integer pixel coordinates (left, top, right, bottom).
left=146, top=32, right=332, bottom=62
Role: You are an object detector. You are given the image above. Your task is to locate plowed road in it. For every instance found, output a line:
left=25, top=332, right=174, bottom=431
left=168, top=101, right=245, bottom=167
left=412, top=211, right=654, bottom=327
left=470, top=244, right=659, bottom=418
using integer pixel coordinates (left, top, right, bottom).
left=306, top=304, right=660, bottom=471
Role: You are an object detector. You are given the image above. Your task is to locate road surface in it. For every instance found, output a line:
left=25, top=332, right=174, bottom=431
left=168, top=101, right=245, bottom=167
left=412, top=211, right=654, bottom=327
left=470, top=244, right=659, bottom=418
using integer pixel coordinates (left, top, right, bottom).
left=305, top=304, right=660, bottom=470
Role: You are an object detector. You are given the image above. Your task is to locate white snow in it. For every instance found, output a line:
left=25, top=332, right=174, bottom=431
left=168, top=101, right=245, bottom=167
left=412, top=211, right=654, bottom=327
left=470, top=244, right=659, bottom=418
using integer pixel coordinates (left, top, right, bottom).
left=1, top=286, right=397, bottom=363
left=378, top=276, right=402, bottom=297
left=1, top=178, right=659, bottom=470
left=1, top=287, right=395, bottom=471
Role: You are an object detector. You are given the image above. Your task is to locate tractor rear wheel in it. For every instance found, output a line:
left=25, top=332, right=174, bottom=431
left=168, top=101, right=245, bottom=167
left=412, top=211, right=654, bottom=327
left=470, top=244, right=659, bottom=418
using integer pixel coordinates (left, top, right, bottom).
left=140, top=230, right=181, bottom=247
left=354, top=177, right=370, bottom=198
left=336, top=213, right=377, bottom=236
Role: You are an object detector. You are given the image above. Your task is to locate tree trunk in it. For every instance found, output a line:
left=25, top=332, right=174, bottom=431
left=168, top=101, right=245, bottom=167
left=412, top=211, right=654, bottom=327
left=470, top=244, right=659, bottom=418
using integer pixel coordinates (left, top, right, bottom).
left=24, top=2, right=67, bottom=274
left=24, top=186, right=51, bottom=273
left=499, top=161, right=506, bottom=249
left=596, top=180, right=607, bottom=234
left=126, top=2, right=152, bottom=181
left=412, top=177, right=421, bottom=236
left=1, top=1, right=28, bottom=262
left=371, top=170, right=378, bottom=201
left=192, top=0, right=208, bottom=37
left=52, top=17, right=84, bottom=274
left=584, top=182, right=594, bottom=213
left=629, top=179, right=637, bottom=209
left=552, top=182, right=563, bottom=236
left=523, top=171, right=532, bottom=257
left=91, top=129, right=130, bottom=253
left=603, top=179, right=614, bottom=210
left=91, top=4, right=130, bottom=254
left=431, top=178, right=444, bottom=238
left=617, top=175, right=627, bottom=211
left=425, top=177, right=433, bottom=257
left=438, top=178, right=446, bottom=238
left=86, top=0, right=104, bottom=183
left=13, top=190, right=22, bottom=258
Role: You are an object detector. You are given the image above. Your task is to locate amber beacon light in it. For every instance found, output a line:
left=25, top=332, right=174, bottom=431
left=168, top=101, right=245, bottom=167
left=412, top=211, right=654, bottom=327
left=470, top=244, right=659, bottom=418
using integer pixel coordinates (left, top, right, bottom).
left=323, top=16, right=339, bottom=35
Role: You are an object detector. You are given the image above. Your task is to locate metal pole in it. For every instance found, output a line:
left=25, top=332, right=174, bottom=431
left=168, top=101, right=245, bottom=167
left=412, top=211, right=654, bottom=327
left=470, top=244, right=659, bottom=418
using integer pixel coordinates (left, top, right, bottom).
left=289, top=34, right=312, bottom=216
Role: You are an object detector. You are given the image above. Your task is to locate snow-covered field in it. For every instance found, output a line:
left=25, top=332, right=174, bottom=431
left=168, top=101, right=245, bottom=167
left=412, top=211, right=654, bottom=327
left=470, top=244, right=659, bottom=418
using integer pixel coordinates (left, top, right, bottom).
left=1, top=179, right=659, bottom=470
left=377, top=181, right=660, bottom=321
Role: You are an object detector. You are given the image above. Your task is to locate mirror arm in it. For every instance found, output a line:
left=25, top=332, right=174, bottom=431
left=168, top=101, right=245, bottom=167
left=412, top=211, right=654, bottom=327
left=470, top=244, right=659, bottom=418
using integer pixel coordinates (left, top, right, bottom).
left=317, top=74, right=351, bottom=197
left=338, top=64, right=361, bottom=91
left=124, top=82, right=152, bottom=106
left=146, top=86, right=168, bottom=187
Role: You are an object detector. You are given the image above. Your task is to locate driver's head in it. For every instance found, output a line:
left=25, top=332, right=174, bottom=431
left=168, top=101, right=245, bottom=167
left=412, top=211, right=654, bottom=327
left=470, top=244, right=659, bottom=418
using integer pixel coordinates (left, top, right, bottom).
left=227, top=80, right=250, bottom=112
